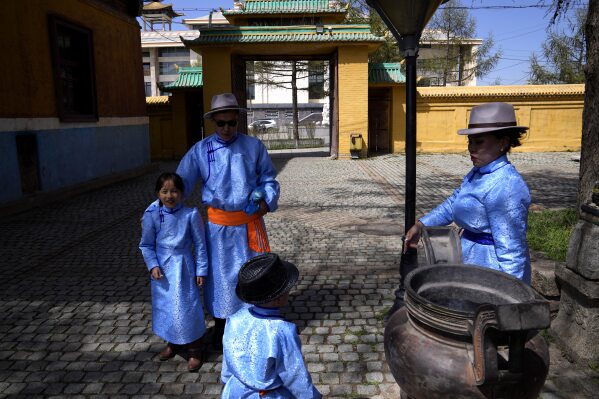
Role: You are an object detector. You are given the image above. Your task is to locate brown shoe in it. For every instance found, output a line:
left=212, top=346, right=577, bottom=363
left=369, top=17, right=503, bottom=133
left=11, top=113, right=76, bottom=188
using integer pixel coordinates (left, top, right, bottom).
left=159, top=343, right=176, bottom=361
left=187, top=352, right=203, bottom=372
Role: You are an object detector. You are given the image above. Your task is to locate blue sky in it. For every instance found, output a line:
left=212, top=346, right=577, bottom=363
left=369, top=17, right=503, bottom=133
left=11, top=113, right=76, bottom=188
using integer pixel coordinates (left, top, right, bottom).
left=165, top=0, right=586, bottom=86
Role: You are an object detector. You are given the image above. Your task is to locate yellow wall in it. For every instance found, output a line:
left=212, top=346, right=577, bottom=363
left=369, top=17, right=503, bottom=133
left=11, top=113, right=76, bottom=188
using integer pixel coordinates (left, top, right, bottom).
left=337, top=46, right=369, bottom=158
left=389, top=85, right=585, bottom=153
left=196, top=47, right=233, bottom=133
left=146, top=97, right=174, bottom=160
left=0, top=0, right=145, bottom=118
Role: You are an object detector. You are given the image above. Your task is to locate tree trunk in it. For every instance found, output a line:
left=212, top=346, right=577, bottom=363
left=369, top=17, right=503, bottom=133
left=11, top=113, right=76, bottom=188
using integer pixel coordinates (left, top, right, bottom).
left=291, top=61, right=300, bottom=148
left=443, top=27, right=451, bottom=86
left=578, top=0, right=599, bottom=205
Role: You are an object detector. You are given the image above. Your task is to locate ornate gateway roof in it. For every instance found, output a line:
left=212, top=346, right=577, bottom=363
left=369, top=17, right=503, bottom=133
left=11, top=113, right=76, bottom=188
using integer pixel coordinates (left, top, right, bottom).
left=222, top=0, right=346, bottom=15
left=161, top=67, right=203, bottom=91
left=183, top=25, right=384, bottom=46
left=369, top=63, right=405, bottom=84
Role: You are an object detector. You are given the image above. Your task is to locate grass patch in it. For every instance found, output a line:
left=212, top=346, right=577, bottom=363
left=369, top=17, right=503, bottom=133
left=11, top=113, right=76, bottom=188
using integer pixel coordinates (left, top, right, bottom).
left=527, top=208, right=578, bottom=262
left=540, top=329, right=555, bottom=344
left=375, top=306, right=391, bottom=322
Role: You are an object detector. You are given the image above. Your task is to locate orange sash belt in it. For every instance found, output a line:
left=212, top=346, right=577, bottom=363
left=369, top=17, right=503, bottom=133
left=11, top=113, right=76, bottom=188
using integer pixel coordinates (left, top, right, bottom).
left=207, top=207, right=270, bottom=253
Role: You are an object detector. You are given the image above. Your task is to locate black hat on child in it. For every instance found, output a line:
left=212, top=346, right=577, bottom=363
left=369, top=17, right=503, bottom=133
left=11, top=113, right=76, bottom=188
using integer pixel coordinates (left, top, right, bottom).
left=236, top=253, right=299, bottom=304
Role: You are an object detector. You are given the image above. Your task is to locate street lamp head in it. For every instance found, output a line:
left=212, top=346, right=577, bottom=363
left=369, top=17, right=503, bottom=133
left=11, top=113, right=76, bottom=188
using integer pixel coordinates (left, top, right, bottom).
left=366, top=0, right=448, bottom=52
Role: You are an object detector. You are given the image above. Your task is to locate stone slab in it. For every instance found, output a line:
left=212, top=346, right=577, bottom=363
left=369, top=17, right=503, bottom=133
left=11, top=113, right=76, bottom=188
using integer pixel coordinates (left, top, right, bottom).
left=567, top=218, right=599, bottom=280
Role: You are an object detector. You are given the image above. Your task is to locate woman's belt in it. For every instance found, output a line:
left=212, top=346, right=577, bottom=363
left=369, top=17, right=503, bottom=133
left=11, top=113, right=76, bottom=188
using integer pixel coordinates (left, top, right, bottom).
left=461, top=229, right=495, bottom=245
left=207, top=207, right=270, bottom=253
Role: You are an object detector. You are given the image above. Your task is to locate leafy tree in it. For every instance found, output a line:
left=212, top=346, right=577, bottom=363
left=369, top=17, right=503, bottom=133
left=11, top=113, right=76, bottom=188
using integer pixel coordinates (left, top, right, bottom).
left=342, top=0, right=402, bottom=62
left=343, top=0, right=500, bottom=84
left=419, top=0, right=501, bottom=86
left=247, top=60, right=327, bottom=147
left=529, top=7, right=587, bottom=84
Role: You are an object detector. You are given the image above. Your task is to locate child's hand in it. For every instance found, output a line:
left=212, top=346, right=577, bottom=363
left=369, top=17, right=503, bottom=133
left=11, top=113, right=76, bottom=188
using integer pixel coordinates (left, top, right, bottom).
left=196, top=276, right=205, bottom=286
left=257, top=200, right=268, bottom=216
left=151, top=266, right=164, bottom=280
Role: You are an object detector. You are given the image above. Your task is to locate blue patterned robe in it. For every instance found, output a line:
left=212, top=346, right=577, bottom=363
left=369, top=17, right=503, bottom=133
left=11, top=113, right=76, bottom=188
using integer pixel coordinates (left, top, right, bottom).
left=176, top=133, right=280, bottom=318
left=420, top=155, right=531, bottom=283
left=221, top=306, right=321, bottom=399
left=139, top=200, right=208, bottom=344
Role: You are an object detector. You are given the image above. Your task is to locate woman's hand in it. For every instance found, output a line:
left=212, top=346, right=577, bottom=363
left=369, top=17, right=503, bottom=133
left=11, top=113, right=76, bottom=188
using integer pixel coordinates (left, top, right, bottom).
left=196, top=276, right=205, bottom=286
left=151, top=266, right=163, bottom=280
left=403, top=221, right=424, bottom=254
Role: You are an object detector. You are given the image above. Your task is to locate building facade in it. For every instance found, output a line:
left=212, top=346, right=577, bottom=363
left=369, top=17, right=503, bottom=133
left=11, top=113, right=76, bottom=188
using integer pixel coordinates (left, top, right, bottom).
left=0, top=0, right=149, bottom=206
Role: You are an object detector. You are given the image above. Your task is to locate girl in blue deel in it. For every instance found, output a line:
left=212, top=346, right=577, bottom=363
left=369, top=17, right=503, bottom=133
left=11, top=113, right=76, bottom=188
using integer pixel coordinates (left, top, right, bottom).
left=139, top=172, right=208, bottom=372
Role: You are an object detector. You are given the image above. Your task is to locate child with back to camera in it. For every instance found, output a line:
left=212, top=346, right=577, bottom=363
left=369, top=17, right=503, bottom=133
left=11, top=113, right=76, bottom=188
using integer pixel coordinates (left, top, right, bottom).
left=220, top=253, right=321, bottom=399
left=139, top=172, right=208, bottom=372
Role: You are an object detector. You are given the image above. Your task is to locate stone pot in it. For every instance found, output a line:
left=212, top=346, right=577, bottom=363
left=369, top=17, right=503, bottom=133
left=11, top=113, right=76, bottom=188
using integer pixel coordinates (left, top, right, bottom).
left=385, top=264, right=551, bottom=399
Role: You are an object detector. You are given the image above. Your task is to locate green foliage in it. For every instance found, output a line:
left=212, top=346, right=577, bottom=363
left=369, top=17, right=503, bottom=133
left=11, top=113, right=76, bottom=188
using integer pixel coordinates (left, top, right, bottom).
left=420, top=0, right=501, bottom=86
left=343, top=0, right=501, bottom=83
left=528, top=7, right=587, bottom=84
left=527, top=208, right=578, bottom=262
left=342, top=0, right=402, bottom=63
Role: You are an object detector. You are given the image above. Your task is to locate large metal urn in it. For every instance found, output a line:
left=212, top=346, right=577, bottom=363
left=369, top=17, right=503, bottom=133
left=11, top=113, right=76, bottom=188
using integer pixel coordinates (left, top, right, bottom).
left=385, top=264, right=551, bottom=398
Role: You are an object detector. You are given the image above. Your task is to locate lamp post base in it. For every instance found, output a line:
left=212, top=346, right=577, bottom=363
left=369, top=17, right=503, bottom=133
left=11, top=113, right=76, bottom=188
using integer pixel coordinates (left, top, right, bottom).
left=386, top=247, right=418, bottom=322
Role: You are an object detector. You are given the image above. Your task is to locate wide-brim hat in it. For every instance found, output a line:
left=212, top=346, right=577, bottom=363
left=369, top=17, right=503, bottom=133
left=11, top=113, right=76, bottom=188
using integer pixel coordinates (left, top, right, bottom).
left=236, top=253, right=299, bottom=305
left=203, top=93, right=246, bottom=118
left=458, top=102, right=528, bottom=135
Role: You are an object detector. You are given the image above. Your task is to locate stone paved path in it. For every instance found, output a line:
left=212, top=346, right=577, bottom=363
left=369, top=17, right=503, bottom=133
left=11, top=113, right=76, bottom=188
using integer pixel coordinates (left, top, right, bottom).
left=0, top=152, right=596, bottom=398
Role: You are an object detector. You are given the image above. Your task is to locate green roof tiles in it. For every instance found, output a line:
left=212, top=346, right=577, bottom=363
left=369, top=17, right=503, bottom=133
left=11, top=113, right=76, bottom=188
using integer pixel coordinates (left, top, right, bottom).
left=162, top=67, right=203, bottom=90
left=222, top=0, right=345, bottom=15
left=368, top=63, right=405, bottom=84
left=184, top=25, right=384, bottom=45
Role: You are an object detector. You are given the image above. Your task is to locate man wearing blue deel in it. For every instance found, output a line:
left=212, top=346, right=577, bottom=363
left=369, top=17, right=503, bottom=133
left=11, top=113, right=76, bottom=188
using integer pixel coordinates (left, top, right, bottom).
left=177, top=93, right=280, bottom=349
left=404, top=102, right=532, bottom=284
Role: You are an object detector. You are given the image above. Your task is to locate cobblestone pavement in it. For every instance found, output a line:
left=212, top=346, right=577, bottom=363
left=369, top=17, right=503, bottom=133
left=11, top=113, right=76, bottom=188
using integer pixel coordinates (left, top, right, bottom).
left=1, top=151, right=597, bottom=398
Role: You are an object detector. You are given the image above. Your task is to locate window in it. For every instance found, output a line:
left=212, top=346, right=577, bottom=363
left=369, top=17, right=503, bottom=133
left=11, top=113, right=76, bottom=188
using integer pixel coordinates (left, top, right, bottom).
left=159, top=47, right=190, bottom=58
left=159, top=61, right=189, bottom=75
left=144, top=82, right=152, bottom=97
left=308, top=61, right=325, bottom=99
left=143, top=62, right=151, bottom=76
left=142, top=51, right=150, bottom=59
left=264, top=110, right=279, bottom=118
left=48, top=15, right=97, bottom=121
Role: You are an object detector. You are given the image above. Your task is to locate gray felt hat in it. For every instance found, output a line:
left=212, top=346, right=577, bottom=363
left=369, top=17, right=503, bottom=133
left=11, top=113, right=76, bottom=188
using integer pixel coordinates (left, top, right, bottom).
left=458, top=102, right=528, bottom=135
left=203, top=93, right=247, bottom=118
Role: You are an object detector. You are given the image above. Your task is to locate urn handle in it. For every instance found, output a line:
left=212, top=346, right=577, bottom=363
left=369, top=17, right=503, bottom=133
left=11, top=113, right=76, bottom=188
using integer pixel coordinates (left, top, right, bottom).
left=470, top=301, right=550, bottom=386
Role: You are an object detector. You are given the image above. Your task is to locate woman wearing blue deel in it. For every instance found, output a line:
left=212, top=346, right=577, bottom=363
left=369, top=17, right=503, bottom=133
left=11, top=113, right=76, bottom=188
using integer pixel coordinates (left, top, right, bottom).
left=404, top=102, right=532, bottom=284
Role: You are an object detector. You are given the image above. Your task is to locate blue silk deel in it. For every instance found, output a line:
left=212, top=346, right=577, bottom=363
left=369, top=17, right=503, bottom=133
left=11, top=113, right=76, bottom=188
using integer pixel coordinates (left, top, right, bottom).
left=221, top=306, right=322, bottom=399
left=139, top=200, right=208, bottom=344
left=420, top=155, right=531, bottom=284
left=176, top=133, right=280, bottom=318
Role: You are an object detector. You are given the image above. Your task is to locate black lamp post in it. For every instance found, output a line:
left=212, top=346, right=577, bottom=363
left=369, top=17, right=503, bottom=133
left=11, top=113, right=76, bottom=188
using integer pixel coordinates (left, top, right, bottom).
left=366, top=0, right=447, bottom=313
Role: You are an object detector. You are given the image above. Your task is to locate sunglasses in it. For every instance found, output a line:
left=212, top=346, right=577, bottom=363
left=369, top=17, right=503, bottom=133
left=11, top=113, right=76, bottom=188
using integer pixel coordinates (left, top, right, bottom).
left=215, top=119, right=238, bottom=127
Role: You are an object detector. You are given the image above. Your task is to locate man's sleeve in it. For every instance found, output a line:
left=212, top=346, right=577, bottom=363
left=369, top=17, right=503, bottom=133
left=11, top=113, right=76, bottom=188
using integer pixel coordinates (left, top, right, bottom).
left=176, top=145, right=202, bottom=198
left=256, top=141, right=280, bottom=212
